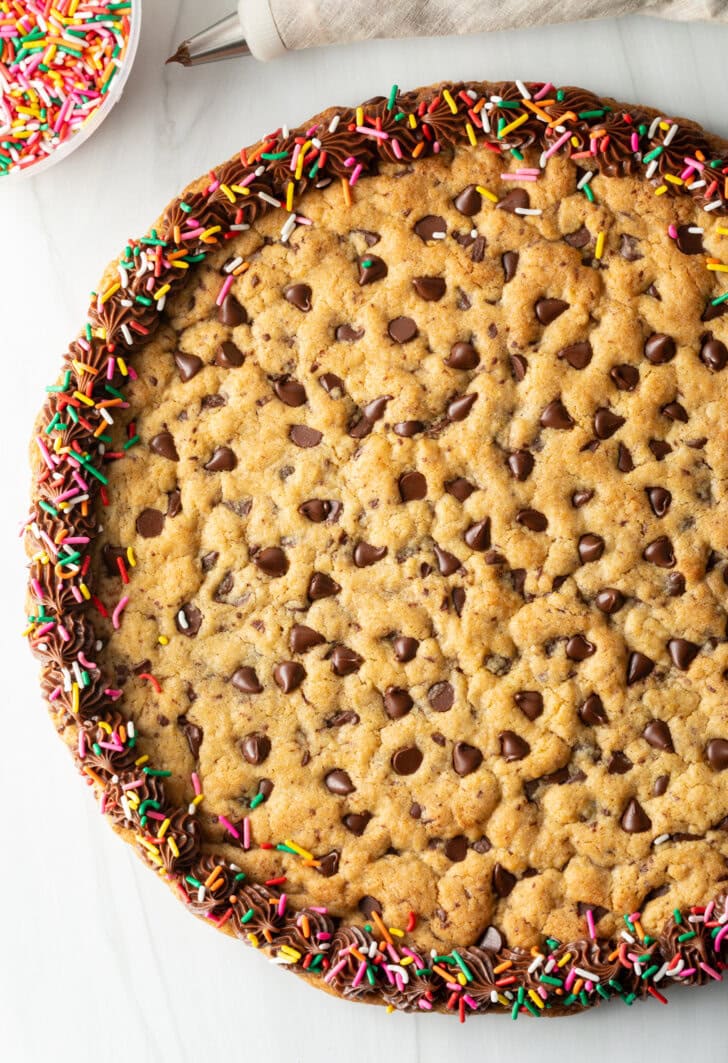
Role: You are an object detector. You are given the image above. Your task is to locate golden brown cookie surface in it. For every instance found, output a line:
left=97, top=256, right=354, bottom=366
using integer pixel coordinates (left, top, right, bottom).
left=27, top=82, right=728, bottom=1015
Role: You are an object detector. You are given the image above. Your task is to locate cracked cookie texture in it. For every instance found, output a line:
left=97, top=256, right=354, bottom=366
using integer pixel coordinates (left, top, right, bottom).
left=27, top=81, right=728, bottom=1016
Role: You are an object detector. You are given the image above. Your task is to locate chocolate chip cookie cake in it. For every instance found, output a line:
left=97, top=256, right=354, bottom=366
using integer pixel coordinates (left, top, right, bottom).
left=26, top=80, right=728, bottom=1018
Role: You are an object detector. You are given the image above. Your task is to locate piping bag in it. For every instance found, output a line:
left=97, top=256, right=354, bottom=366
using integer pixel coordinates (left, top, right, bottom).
left=168, top=0, right=728, bottom=66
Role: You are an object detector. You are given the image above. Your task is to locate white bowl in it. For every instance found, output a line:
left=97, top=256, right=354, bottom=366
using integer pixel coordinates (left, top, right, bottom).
left=3, top=1, right=141, bottom=181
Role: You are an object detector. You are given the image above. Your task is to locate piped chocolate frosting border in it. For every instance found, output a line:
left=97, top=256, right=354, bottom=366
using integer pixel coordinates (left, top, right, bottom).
left=25, top=80, right=728, bottom=1017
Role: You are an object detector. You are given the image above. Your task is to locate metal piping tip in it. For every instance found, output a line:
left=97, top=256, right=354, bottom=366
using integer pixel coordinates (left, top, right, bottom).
left=166, top=12, right=251, bottom=67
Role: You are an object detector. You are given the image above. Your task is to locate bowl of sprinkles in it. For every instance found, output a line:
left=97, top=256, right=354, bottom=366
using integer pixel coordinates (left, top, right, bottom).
left=0, top=0, right=139, bottom=179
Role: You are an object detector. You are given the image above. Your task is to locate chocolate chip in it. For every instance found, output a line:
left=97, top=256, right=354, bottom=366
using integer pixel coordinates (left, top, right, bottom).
left=454, top=185, right=482, bottom=215
left=535, top=298, right=569, bottom=325
left=335, top=324, right=364, bottom=343
left=383, top=687, right=413, bottom=719
left=594, top=408, right=625, bottom=439
left=492, top=863, right=517, bottom=897
left=661, top=401, right=688, bottom=423
left=177, top=715, right=203, bottom=758
left=218, top=294, right=246, bottom=325
left=579, top=694, right=608, bottom=726
left=502, top=250, right=519, bottom=283
left=273, top=376, right=307, bottom=407
left=353, top=228, right=380, bottom=247
left=413, top=276, right=446, bottom=301
left=608, top=752, right=633, bottom=775
left=174, top=351, right=203, bottom=382
left=253, top=546, right=288, bottom=578
left=666, top=572, right=686, bottom=597
left=516, top=508, right=548, bottom=532
left=273, top=661, right=306, bottom=693
left=298, top=499, right=340, bottom=522
left=667, top=638, right=699, bottom=670
left=559, top=341, right=593, bottom=370
left=610, top=364, right=640, bottom=391
left=327, top=710, right=359, bottom=728
left=507, top=450, right=534, bottom=481
left=393, top=636, right=418, bottom=662
left=434, top=545, right=462, bottom=574
left=646, top=487, right=672, bottom=517
left=649, top=439, right=672, bottom=461
left=616, top=444, right=634, bottom=473
left=572, top=489, right=594, bottom=508
left=564, top=225, right=590, bottom=248
left=643, top=536, right=675, bottom=567
left=676, top=224, right=703, bottom=254
left=644, top=333, right=676, bottom=364
left=394, top=420, right=425, bottom=437
left=331, top=645, right=363, bottom=676
left=429, top=681, right=454, bottom=712
left=214, top=340, right=244, bottom=369
left=446, top=477, right=476, bottom=501
left=452, top=741, right=482, bottom=776
left=204, top=446, right=237, bottom=471
left=358, top=895, right=382, bottom=918
left=150, top=431, right=179, bottom=461
left=510, top=354, right=528, bottom=381
left=342, top=813, right=372, bottom=835
left=232, top=667, right=263, bottom=693
left=316, top=851, right=340, bottom=877
left=387, top=316, right=418, bottom=344
left=445, top=341, right=479, bottom=370
left=595, top=587, right=625, bottom=614
left=308, top=572, right=340, bottom=600
left=566, top=635, right=596, bottom=661
left=497, top=189, right=529, bottom=213
left=627, top=651, right=655, bottom=685
left=515, top=691, right=543, bottom=721
left=643, top=720, right=674, bottom=751
left=412, top=213, right=446, bottom=241
left=289, top=624, right=325, bottom=654
left=358, top=254, right=388, bottom=285
left=349, top=396, right=391, bottom=438
left=653, top=775, right=669, bottom=796
left=391, top=745, right=423, bottom=775
left=353, top=541, right=387, bottom=567
left=444, top=836, right=469, bottom=862
left=464, top=519, right=491, bottom=551
left=176, top=603, right=202, bottom=637
left=135, top=508, right=165, bottom=538
left=500, top=730, right=530, bottom=761
left=283, top=283, right=312, bottom=311
left=619, top=233, right=643, bottom=260
left=201, top=394, right=226, bottom=410
left=451, top=586, right=466, bottom=615
left=398, top=471, right=427, bottom=502
left=319, top=372, right=345, bottom=395
left=540, top=399, right=574, bottom=430
left=700, top=336, right=728, bottom=371
left=325, top=769, right=355, bottom=795
left=578, top=534, right=605, bottom=563
left=706, top=739, right=728, bottom=771
left=257, top=779, right=274, bottom=799
left=621, top=798, right=651, bottom=833
left=241, top=733, right=271, bottom=765
left=289, top=425, right=322, bottom=448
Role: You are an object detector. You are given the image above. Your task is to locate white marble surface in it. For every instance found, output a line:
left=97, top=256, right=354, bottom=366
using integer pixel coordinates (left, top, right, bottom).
left=2, top=3, right=728, bottom=1059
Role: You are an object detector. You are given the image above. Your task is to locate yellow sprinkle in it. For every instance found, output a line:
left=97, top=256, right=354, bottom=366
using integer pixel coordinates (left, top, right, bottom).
left=557, top=952, right=572, bottom=968
left=716, top=226, right=728, bottom=236
left=280, top=945, right=302, bottom=961
left=496, top=993, right=510, bottom=1007
left=248, top=933, right=260, bottom=948
left=528, top=989, right=545, bottom=1010
left=654, top=185, right=668, bottom=196
left=707, top=263, right=728, bottom=272
left=134, top=754, right=150, bottom=766
left=100, top=282, right=120, bottom=304
left=595, top=231, right=605, bottom=259
left=170, top=260, right=189, bottom=269
left=476, top=185, right=499, bottom=203
left=167, top=836, right=180, bottom=859
left=498, top=112, right=529, bottom=139
left=386, top=1005, right=395, bottom=1014
left=200, top=226, right=222, bottom=241
left=457, top=972, right=467, bottom=986
left=72, top=359, right=98, bottom=376
left=139, top=838, right=160, bottom=854
left=154, top=284, right=171, bottom=301
left=401, top=956, right=414, bottom=966
left=98, top=720, right=112, bottom=734
left=157, top=817, right=171, bottom=839
left=443, top=89, right=457, bottom=114
left=659, top=120, right=670, bottom=131
left=282, top=839, right=315, bottom=860
left=389, top=927, right=404, bottom=938
left=356, top=106, right=364, bottom=126
left=219, top=183, right=236, bottom=203
left=158, top=635, right=169, bottom=646
left=126, top=547, right=136, bottom=567
left=408, top=113, right=417, bottom=129
left=465, top=122, right=477, bottom=147
left=664, top=174, right=683, bottom=186
left=192, top=793, right=205, bottom=806
left=295, top=141, right=310, bottom=181
left=79, top=582, right=90, bottom=601
left=230, top=184, right=250, bottom=196
left=286, top=181, right=294, bottom=212
left=144, top=849, right=163, bottom=868
left=72, top=391, right=95, bottom=407
left=117, top=357, right=128, bottom=376
left=71, top=683, right=79, bottom=714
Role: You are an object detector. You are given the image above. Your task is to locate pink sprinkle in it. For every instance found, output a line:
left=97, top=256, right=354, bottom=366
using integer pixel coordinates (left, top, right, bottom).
left=324, top=958, right=347, bottom=983
left=501, top=173, right=538, bottom=182
left=446, top=981, right=461, bottom=991
left=418, top=999, right=433, bottom=1011
left=216, top=275, right=234, bottom=306
left=537, top=986, right=548, bottom=1001
left=78, top=731, right=86, bottom=759
left=534, top=82, right=554, bottom=101
left=218, top=814, right=240, bottom=840
left=463, top=994, right=479, bottom=1009
left=127, top=366, right=138, bottom=381
left=681, top=164, right=696, bottom=181
left=106, top=357, right=115, bottom=379
left=586, top=908, right=596, bottom=940
left=35, top=436, right=54, bottom=470
left=100, top=793, right=107, bottom=814
left=77, top=651, right=96, bottom=669
left=98, top=740, right=123, bottom=752
left=191, top=771, right=201, bottom=795
left=349, top=164, right=363, bottom=187
left=34, top=621, right=55, bottom=638
left=145, top=810, right=166, bottom=822
left=122, top=779, right=144, bottom=791
left=181, top=227, right=204, bottom=241
left=111, top=595, right=129, bottom=630
left=104, top=688, right=123, bottom=699
left=290, top=143, right=301, bottom=172
left=714, top=924, right=728, bottom=951
left=699, top=962, right=723, bottom=981
left=57, top=624, right=70, bottom=642
left=668, top=224, right=678, bottom=239
left=392, top=138, right=402, bottom=160
left=543, top=129, right=572, bottom=160
left=278, top=893, right=287, bottom=917
left=70, top=585, right=83, bottom=604
left=679, top=967, right=697, bottom=977
left=631, top=132, right=640, bottom=153
left=243, top=816, right=251, bottom=850
left=48, top=686, right=61, bottom=701
left=685, top=156, right=705, bottom=171
left=386, top=943, right=400, bottom=963
left=31, top=578, right=44, bottom=600
left=343, top=155, right=355, bottom=167
left=565, top=968, right=577, bottom=991
left=352, top=960, right=367, bottom=988
left=355, top=125, right=389, bottom=140
left=433, top=142, right=441, bottom=154
left=309, top=906, right=328, bottom=914
left=72, top=471, right=90, bottom=491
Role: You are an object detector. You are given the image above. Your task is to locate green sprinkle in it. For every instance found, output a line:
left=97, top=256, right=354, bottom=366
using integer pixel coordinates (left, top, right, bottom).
left=234, top=872, right=247, bottom=882
left=582, top=183, right=595, bottom=203
left=511, top=1001, right=520, bottom=1020
left=497, top=117, right=506, bottom=139
left=366, top=966, right=376, bottom=986
left=179, top=202, right=192, bottom=213
left=451, top=950, right=473, bottom=982
left=710, top=290, right=728, bottom=306
left=361, top=258, right=373, bottom=269
left=579, top=990, right=589, bottom=1008
left=142, top=767, right=172, bottom=777
left=510, top=147, right=524, bottom=161
left=308, top=953, right=324, bottom=970
left=135, top=295, right=153, bottom=307
left=674, top=908, right=683, bottom=925
left=596, top=984, right=610, bottom=1000
left=123, top=434, right=140, bottom=450
left=67, top=406, right=79, bottom=425
left=563, top=994, right=577, bottom=1006
left=276, top=843, right=298, bottom=855
left=623, top=992, right=636, bottom=1006
left=414, top=967, right=432, bottom=976
left=578, top=109, right=607, bottom=119
left=498, top=100, right=521, bottom=110
left=545, top=937, right=561, bottom=951
left=642, top=965, right=660, bottom=980
left=387, top=84, right=398, bottom=111
left=523, top=998, right=540, bottom=1018
left=677, top=931, right=697, bottom=943
left=540, top=974, right=563, bottom=987
left=185, top=875, right=202, bottom=889
left=105, top=384, right=125, bottom=399
left=92, top=743, right=102, bottom=756
left=642, top=145, right=664, bottom=164
left=241, top=908, right=255, bottom=924
left=249, top=792, right=265, bottom=809
left=261, top=151, right=289, bottom=160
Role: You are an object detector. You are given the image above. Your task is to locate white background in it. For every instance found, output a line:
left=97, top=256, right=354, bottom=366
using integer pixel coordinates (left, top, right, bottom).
left=2, top=2, right=727, bottom=1059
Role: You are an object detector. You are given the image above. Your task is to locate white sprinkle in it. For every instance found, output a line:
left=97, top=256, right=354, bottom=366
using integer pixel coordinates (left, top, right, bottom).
left=311, top=137, right=322, bottom=150
left=653, top=833, right=670, bottom=846
left=228, top=223, right=250, bottom=232
left=280, top=213, right=297, bottom=243
left=258, top=191, right=282, bottom=208
left=663, top=123, right=678, bottom=146
left=516, top=79, right=531, bottom=100
left=328, top=114, right=341, bottom=134
left=120, top=323, right=132, bottom=348
left=197, top=886, right=206, bottom=903
left=120, top=298, right=133, bottom=309
left=121, top=796, right=132, bottom=821
left=544, top=956, right=556, bottom=973
left=282, top=124, right=289, bottom=138
left=667, top=958, right=685, bottom=977
left=72, top=661, right=83, bottom=685
left=466, top=89, right=478, bottom=100
left=490, top=990, right=499, bottom=1003
left=704, top=199, right=723, bottom=212
left=621, top=930, right=635, bottom=944
left=528, top=956, right=543, bottom=974
left=431, top=231, right=446, bottom=240
left=224, top=256, right=243, bottom=274
left=188, top=803, right=196, bottom=815
left=118, top=265, right=129, bottom=288
left=577, top=170, right=594, bottom=190
left=574, top=967, right=600, bottom=982
left=386, top=964, right=409, bottom=984
left=648, top=116, right=663, bottom=139
left=61, top=666, right=71, bottom=692
left=688, top=226, right=704, bottom=234
left=470, top=227, right=478, bottom=238
left=515, top=207, right=542, bottom=216
left=177, top=609, right=189, bottom=630
left=254, top=165, right=265, bottom=177
left=687, top=179, right=706, bottom=190
left=645, top=159, right=659, bottom=180
left=481, top=112, right=491, bottom=134
left=157, top=295, right=166, bottom=312
left=633, top=961, right=643, bottom=977
left=653, top=962, right=669, bottom=983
